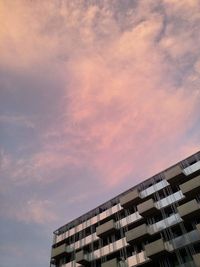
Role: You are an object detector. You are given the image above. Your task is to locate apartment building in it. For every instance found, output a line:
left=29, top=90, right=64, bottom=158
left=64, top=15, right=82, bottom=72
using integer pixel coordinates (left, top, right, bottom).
left=50, top=151, right=200, bottom=267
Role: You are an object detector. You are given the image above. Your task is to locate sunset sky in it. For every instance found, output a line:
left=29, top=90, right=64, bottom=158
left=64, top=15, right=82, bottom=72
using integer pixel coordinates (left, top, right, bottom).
left=0, top=0, right=200, bottom=266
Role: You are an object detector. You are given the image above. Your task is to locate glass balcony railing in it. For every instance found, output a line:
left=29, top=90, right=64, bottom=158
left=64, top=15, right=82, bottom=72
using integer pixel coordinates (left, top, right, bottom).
left=149, top=213, right=182, bottom=234
left=156, top=190, right=184, bottom=209
left=183, top=161, right=200, bottom=176
left=166, top=229, right=200, bottom=250
left=140, top=180, right=169, bottom=198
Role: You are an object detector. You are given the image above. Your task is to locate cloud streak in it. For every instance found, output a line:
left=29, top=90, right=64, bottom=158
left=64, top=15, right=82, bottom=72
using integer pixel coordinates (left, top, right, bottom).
left=0, top=198, right=58, bottom=225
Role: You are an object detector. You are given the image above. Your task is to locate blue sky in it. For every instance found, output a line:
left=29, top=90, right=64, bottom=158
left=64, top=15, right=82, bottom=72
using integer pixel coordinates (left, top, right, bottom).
left=0, top=1, right=200, bottom=267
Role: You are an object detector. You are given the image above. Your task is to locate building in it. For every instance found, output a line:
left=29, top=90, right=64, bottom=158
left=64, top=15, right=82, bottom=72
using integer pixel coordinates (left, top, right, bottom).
left=50, top=151, right=200, bottom=267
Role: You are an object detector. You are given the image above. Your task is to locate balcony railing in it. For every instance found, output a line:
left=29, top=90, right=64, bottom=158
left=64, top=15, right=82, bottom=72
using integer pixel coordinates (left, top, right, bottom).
left=137, top=199, right=159, bottom=217
left=96, top=219, right=116, bottom=237
left=51, top=244, right=67, bottom=258
left=164, top=165, right=185, bottom=184
left=183, top=161, right=200, bottom=176
left=125, top=224, right=149, bottom=244
left=126, top=251, right=151, bottom=266
left=76, top=250, right=90, bottom=265
left=120, top=189, right=141, bottom=208
left=177, top=199, right=200, bottom=220
left=167, top=229, right=200, bottom=250
left=144, top=239, right=170, bottom=259
left=140, top=180, right=169, bottom=199
left=179, top=175, right=200, bottom=197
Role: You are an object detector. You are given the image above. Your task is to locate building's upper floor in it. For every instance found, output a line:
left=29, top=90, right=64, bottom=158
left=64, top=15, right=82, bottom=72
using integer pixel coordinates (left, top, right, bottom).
left=53, top=151, right=200, bottom=242
left=51, top=151, right=200, bottom=267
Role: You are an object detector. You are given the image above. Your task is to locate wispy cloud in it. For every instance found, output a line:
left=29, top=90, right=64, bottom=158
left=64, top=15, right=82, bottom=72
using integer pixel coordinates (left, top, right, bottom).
left=0, top=198, right=58, bottom=225
left=0, top=114, right=35, bottom=128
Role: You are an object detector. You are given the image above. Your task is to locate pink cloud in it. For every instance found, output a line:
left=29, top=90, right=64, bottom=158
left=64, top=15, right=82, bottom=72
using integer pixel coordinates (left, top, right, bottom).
left=57, top=10, right=199, bottom=186
left=0, top=0, right=200, bottom=191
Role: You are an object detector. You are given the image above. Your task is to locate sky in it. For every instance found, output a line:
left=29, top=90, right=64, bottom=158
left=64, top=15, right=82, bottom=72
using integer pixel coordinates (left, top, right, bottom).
left=0, top=0, right=200, bottom=266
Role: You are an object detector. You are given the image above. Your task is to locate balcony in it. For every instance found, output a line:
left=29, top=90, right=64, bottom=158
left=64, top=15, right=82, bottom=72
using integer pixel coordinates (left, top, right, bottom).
left=180, top=175, right=200, bottom=198
left=183, top=161, right=200, bottom=176
left=137, top=199, right=159, bottom=217
left=164, top=165, right=185, bottom=184
left=126, top=252, right=151, bottom=266
left=76, top=250, right=89, bottom=265
left=102, top=258, right=118, bottom=267
left=144, top=239, right=170, bottom=259
left=140, top=180, right=169, bottom=199
left=119, top=189, right=141, bottom=208
left=125, top=224, right=150, bottom=244
left=96, top=219, right=116, bottom=238
left=177, top=199, right=200, bottom=220
left=51, top=244, right=67, bottom=258
left=193, top=253, right=200, bottom=267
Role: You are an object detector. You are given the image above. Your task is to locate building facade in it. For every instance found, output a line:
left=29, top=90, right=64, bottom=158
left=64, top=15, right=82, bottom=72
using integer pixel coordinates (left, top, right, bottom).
left=50, top=151, right=200, bottom=267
